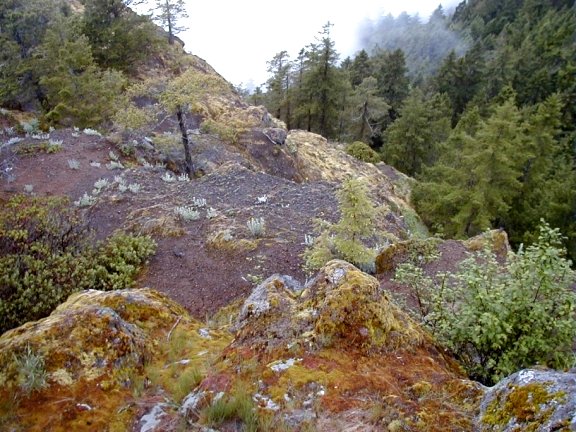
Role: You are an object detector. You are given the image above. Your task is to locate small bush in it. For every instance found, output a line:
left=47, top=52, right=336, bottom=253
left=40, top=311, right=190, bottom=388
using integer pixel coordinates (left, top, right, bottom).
left=247, top=217, right=265, bottom=238
left=346, top=141, right=381, bottom=163
left=0, top=195, right=156, bottom=333
left=395, top=222, right=576, bottom=385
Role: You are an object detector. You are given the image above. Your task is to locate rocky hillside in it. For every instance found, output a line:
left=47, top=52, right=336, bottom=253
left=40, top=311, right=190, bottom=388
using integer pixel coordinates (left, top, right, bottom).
left=1, top=39, right=576, bottom=431
left=1, top=260, right=575, bottom=431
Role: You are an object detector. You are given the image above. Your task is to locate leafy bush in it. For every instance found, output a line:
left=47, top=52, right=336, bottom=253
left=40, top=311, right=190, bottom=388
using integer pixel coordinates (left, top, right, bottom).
left=346, top=141, right=381, bottom=163
left=0, top=195, right=156, bottom=333
left=395, top=222, right=576, bottom=385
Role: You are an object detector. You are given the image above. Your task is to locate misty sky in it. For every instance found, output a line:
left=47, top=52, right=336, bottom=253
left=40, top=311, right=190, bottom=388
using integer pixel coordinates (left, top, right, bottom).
left=140, top=1, right=461, bottom=87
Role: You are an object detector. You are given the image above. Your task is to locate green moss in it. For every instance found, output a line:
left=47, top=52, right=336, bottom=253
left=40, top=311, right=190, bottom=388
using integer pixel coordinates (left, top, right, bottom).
left=346, top=141, right=381, bottom=163
left=482, top=383, right=567, bottom=431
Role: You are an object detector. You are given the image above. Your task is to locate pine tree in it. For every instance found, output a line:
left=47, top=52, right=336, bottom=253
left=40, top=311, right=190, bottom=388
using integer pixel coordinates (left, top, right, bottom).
left=333, top=178, right=377, bottom=270
left=35, top=18, right=126, bottom=127
left=383, top=89, right=451, bottom=176
left=371, top=48, right=409, bottom=122
left=349, top=49, right=372, bottom=88
left=149, top=0, right=188, bottom=45
left=414, top=99, right=526, bottom=237
left=303, top=178, right=377, bottom=272
left=265, top=51, right=292, bottom=123
left=0, top=0, right=70, bottom=108
left=348, top=77, right=389, bottom=143
left=82, top=0, right=161, bottom=73
left=298, top=23, right=347, bottom=138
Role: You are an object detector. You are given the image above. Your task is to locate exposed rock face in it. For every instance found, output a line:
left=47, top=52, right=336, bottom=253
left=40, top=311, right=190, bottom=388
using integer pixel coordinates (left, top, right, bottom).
left=476, top=369, right=576, bottom=431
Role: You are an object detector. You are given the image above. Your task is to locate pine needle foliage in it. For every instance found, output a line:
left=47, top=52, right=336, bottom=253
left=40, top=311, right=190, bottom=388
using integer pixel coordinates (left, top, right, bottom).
left=303, top=178, right=377, bottom=273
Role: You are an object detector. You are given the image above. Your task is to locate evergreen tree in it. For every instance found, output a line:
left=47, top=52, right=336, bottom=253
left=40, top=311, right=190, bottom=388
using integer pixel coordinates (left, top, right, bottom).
left=35, top=18, right=126, bottom=127
left=507, top=94, right=576, bottom=250
left=303, top=178, right=377, bottom=272
left=333, top=178, right=377, bottom=270
left=265, top=51, right=292, bottom=124
left=349, top=49, right=372, bottom=88
left=371, top=48, right=409, bottom=122
left=82, top=0, right=161, bottom=73
left=149, top=0, right=188, bottom=45
left=299, top=23, right=347, bottom=138
left=347, top=77, right=389, bottom=143
left=415, top=99, right=526, bottom=237
left=0, top=0, right=70, bottom=108
left=383, top=89, right=451, bottom=176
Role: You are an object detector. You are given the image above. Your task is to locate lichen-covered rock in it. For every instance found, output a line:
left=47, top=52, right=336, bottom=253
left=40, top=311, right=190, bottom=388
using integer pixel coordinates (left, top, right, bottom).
left=375, top=229, right=511, bottom=275
left=222, top=260, right=482, bottom=431
left=302, top=260, right=424, bottom=352
left=463, top=229, right=510, bottom=257
left=0, top=288, right=231, bottom=432
left=477, top=369, right=576, bottom=431
left=234, top=260, right=425, bottom=354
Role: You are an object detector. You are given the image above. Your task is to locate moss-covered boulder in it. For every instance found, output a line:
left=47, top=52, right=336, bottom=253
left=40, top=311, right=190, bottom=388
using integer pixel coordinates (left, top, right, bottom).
left=222, top=260, right=483, bottom=430
left=477, top=369, right=576, bottom=431
left=375, top=229, right=511, bottom=275
left=0, top=288, right=232, bottom=432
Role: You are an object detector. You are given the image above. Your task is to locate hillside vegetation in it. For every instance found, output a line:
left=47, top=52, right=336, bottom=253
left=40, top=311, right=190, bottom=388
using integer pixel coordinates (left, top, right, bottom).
left=0, top=0, right=575, bottom=431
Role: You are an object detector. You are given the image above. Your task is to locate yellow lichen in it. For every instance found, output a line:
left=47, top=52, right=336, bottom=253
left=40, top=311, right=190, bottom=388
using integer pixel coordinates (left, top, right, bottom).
left=482, top=382, right=566, bottom=430
left=51, top=368, right=74, bottom=386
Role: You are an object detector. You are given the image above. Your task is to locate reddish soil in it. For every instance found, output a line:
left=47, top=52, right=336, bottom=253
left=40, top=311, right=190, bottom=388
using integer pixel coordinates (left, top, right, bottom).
left=1, top=131, right=339, bottom=319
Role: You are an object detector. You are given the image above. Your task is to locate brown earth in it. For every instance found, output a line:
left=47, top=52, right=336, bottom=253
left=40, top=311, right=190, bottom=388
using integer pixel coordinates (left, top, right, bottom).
left=1, top=126, right=411, bottom=320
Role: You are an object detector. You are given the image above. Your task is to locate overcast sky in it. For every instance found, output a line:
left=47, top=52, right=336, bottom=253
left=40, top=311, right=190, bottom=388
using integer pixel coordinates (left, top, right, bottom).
left=139, top=1, right=461, bottom=87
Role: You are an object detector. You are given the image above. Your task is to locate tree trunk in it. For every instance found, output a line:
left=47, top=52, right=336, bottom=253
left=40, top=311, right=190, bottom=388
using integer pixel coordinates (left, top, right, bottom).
left=176, top=105, right=193, bottom=177
left=166, top=0, right=174, bottom=45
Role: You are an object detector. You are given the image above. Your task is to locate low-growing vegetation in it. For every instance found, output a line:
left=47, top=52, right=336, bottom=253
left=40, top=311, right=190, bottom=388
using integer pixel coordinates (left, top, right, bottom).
left=0, top=195, right=156, bottom=333
left=394, top=222, right=576, bottom=385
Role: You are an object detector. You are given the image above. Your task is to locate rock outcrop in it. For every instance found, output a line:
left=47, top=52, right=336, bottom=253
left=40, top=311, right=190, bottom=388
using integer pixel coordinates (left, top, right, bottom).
left=2, top=261, right=575, bottom=431
left=477, top=369, right=576, bottom=431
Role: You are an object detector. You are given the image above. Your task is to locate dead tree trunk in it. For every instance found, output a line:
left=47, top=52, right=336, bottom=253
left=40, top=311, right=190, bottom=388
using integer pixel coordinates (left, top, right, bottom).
left=176, top=105, right=193, bottom=177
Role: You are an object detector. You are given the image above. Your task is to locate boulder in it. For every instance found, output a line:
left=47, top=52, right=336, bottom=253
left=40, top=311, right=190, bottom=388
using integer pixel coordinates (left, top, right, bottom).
left=476, top=368, right=576, bottom=431
left=262, top=127, right=288, bottom=145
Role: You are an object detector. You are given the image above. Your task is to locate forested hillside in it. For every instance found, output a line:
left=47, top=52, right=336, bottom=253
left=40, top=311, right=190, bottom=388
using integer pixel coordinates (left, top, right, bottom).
left=254, top=0, right=576, bottom=259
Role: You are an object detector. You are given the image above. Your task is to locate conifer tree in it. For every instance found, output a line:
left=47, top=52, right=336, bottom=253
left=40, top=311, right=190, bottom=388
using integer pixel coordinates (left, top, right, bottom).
left=333, top=178, right=377, bottom=270
left=414, top=99, right=526, bottom=237
left=35, top=18, right=126, bottom=127
left=383, top=89, right=451, bottom=176
left=149, top=0, right=188, bottom=45
left=265, top=51, right=292, bottom=123
left=303, top=178, right=377, bottom=272
left=82, top=0, right=160, bottom=73
left=371, top=48, right=409, bottom=122
left=298, top=23, right=347, bottom=138
left=348, top=77, right=389, bottom=143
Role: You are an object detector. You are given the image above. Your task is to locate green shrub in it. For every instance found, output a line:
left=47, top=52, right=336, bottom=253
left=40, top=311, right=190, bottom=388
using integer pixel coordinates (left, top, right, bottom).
left=0, top=195, right=156, bottom=333
left=395, top=222, right=576, bottom=385
left=346, top=141, right=381, bottom=163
